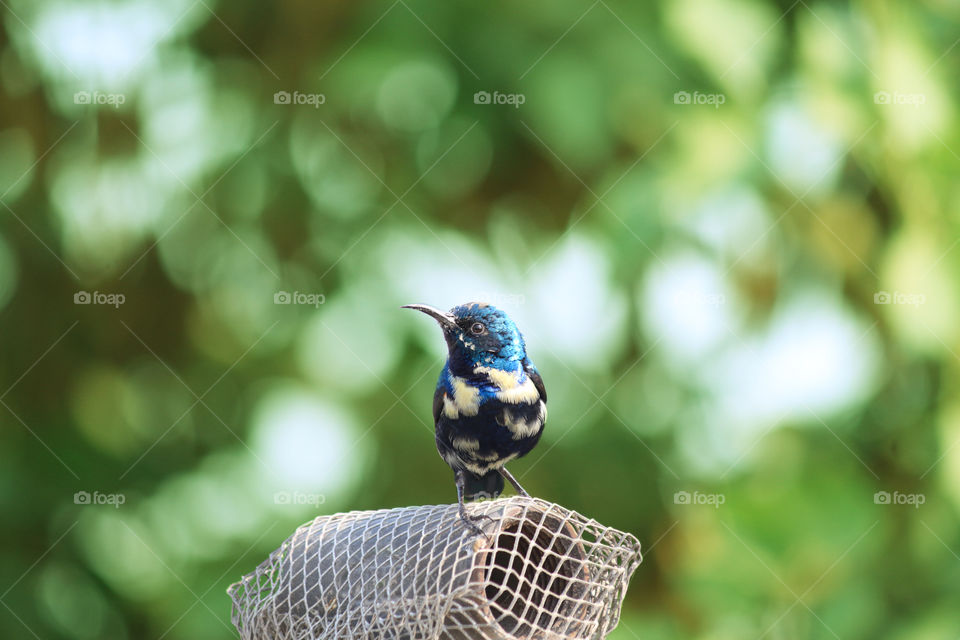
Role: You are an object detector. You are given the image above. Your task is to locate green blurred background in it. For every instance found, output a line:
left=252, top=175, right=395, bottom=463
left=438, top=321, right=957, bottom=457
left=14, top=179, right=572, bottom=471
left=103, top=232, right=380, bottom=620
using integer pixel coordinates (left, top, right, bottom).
left=1, top=0, right=959, bottom=638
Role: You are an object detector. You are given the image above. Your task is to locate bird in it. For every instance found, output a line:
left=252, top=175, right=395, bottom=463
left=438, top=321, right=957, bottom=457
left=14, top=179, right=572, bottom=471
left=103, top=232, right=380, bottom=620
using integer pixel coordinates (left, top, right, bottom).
left=402, top=302, right=547, bottom=536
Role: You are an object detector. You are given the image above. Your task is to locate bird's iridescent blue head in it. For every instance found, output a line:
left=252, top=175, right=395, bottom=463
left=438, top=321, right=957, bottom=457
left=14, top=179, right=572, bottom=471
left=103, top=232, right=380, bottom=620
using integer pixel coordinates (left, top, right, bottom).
left=403, top=302, right=527, bottom=373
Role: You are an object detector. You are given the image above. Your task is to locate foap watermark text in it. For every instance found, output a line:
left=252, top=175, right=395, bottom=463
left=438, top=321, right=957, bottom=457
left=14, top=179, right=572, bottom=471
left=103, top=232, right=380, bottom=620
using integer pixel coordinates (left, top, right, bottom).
left=74, top=490, right=126, bottom=508
left=274, top=491, right=326, bottom=506
left=274, top=90, right=326, bottom=108
left=874, top=491, right=924, bottom=508
left=674, top=91, right=725, bottom=108
left=274, top=291, right=325, bottom=307
left=874, top=291, right=925, bottom=307
left=674, top=490, right=725, bottom=508
left=474, top=90, right=525, bottom=108
left=874, top=91, right=925, bottom=107
left=75, top=291, right=125, bottom=308
left=74, top=91, right=125, bottom=108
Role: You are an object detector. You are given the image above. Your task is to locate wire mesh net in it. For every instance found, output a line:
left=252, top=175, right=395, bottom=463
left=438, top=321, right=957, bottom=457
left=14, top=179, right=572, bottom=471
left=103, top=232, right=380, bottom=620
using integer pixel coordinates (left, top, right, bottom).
left=228, top=497, right=642, bottom=640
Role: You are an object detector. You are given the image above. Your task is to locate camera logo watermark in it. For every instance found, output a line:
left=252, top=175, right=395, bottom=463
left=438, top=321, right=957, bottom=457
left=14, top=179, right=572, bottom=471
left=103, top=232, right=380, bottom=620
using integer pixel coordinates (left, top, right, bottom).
left=674, top=490, right=725, bottom=508
left=74, top=490, right=125, bottom=508
left=874, top=291, right=925, bottom=307
left=74, top=291, right=125, bottom=308
left=74, top=91, right=126, bottom=108
left=674, top=91, right=725, bottom=108
left=274, top=291, right=325, bottom=308
left=274, top=90, right=325, bottom=108
left=274, top=491, right=326, bottom=506
left=474, top=90, right=525, bottom=108
left=874, top=491, right=924, bottom=508
left=873, top=91, right=925, bottom=108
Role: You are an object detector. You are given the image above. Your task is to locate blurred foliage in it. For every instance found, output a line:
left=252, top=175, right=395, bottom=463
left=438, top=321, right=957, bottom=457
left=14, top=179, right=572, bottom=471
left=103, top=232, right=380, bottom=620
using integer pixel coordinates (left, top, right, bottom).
left=1, top=0, right=960, bottom=638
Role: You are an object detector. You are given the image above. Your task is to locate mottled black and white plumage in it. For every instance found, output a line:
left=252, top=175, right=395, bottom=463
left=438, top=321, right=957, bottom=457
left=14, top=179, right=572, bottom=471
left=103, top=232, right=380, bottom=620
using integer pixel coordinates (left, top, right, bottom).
left=403, top=302, right=547, bottom=535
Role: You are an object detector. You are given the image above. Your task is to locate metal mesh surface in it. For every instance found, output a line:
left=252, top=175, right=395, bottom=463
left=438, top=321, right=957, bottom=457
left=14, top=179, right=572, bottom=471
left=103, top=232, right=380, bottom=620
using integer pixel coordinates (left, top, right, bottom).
left=228, top=497, right=642, bottom=640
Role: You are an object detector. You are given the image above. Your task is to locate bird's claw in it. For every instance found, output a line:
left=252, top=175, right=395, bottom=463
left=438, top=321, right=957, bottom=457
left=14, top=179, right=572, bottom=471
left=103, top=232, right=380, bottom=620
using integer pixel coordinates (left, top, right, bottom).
left=459, top=511, right=497, bottom=539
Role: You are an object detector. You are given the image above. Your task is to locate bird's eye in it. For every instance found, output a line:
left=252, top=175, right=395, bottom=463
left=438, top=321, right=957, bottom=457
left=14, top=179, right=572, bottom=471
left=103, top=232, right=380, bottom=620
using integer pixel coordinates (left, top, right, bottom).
left=470, top=322, right=485, bottom=335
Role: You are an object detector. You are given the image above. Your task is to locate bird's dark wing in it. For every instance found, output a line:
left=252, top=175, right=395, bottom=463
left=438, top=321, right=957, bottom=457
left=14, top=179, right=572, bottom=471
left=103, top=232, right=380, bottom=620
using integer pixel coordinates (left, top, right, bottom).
left=432, top=384, right=444, bottom=426
left=523, top=360, right=547, bottom=403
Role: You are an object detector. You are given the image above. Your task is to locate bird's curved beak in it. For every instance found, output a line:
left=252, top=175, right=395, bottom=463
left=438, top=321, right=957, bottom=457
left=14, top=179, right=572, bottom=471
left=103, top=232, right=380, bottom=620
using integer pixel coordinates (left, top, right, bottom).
left=401, top=304, right=457, bottom=330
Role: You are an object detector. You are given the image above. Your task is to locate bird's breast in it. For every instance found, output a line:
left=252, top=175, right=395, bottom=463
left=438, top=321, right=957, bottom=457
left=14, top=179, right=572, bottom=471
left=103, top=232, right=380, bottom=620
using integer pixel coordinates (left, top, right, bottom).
left=473, top=364, right=541, bottom=404
left=442, top=373, right=481, bottom=418
left=498, top=400, right=547, bottom=439
left=441, top=364, right=542, bottom=423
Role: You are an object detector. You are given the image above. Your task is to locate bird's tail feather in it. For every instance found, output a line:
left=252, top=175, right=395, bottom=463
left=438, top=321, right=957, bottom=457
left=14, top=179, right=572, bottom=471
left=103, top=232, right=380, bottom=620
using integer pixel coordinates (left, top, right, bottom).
left=463, top=471, right=504, bottom=502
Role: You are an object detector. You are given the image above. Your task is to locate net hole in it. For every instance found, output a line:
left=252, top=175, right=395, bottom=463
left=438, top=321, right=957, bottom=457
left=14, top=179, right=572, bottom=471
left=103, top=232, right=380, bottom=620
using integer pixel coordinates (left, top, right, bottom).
left=483, top=511, right=587, bottom=638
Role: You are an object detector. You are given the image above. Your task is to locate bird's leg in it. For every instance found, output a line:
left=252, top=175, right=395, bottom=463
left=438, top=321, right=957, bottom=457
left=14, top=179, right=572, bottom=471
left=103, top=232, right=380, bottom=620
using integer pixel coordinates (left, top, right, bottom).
left=456, top=471, right=496, bottom=538
left=498, top=466, right=530, bottom=497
